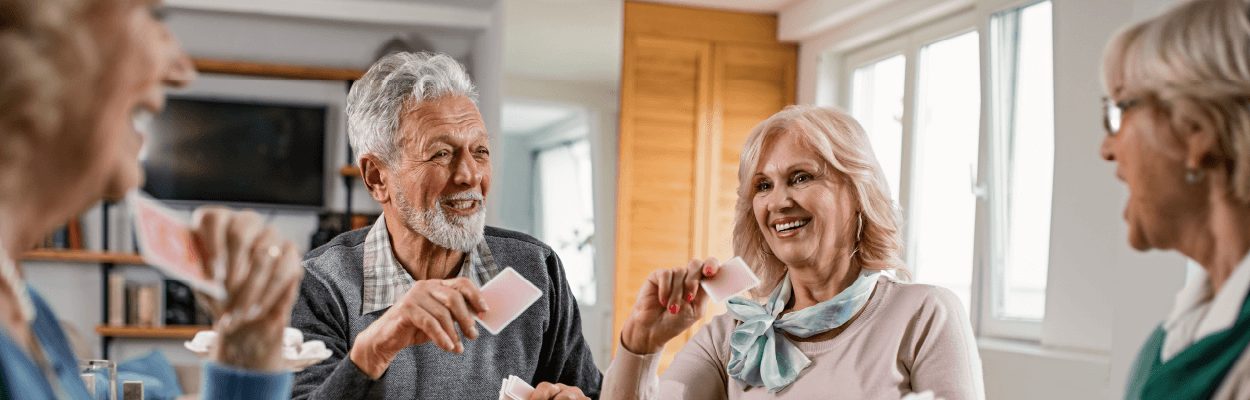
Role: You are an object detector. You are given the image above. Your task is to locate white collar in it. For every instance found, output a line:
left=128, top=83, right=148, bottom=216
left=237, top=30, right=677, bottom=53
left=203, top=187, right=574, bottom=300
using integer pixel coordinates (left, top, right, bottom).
left=0, top=237, right=34, bottom=323
left=1162, top=253, right=1250, bottom=358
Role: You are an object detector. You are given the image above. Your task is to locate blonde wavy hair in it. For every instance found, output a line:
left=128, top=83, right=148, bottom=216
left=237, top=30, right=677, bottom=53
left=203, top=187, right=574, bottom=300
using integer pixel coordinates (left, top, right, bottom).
left=0, top=0, right=100, bottom=202
left=733, top=105, right=906, bottom=297
left=1103, top=0, right=1250, bottom=203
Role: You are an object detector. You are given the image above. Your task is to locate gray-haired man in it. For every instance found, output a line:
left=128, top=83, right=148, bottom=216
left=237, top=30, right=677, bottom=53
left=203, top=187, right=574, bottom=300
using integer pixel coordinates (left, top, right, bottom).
left=290, top=52, right=601, bottom=399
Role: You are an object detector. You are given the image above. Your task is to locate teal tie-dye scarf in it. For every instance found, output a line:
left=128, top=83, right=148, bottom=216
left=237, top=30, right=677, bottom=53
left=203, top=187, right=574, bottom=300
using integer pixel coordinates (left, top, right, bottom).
left=726, top=270, right=882, bottom=392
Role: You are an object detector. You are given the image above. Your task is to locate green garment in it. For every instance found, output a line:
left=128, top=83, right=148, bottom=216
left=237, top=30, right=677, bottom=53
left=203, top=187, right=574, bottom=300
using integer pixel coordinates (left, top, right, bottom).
left=1125, top=292, right=1250, bottom=400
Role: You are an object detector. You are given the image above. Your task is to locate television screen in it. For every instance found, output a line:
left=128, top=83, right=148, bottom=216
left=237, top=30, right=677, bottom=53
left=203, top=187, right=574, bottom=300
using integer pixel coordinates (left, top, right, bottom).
left=142, top=97, right=326, bottom=208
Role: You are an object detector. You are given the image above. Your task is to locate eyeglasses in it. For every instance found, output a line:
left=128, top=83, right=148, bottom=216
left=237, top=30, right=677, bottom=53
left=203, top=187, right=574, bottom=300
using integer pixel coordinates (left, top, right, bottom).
left=1102, top=97, right=1142, bottom=136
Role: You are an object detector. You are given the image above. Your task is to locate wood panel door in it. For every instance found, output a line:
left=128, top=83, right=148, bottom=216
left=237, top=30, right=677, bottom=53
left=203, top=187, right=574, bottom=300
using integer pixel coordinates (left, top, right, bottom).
left=613, top=1, right=798, bottom=371
left=703, top=43, right=798, bottom=273
left=613, top=34, right=713, bottom=368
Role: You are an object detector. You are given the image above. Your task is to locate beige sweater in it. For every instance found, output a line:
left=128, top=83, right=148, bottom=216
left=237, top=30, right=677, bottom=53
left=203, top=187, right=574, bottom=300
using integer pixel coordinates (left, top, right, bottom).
left=603, top=276, right=985, bottom=400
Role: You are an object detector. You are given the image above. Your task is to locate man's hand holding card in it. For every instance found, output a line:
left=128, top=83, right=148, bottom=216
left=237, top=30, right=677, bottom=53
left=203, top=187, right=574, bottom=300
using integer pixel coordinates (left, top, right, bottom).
left=350, top=266, right=549, bottom=380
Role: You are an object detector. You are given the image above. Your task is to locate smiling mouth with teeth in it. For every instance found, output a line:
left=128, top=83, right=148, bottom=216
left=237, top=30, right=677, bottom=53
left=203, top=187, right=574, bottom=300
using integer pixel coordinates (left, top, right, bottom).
left=445, top=200, right=476, bottom=210
left=774, top=219, right=810, bottom=233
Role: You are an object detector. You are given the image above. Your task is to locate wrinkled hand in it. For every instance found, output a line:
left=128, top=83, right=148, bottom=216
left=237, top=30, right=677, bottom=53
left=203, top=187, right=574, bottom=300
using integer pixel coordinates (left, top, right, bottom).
left=350, top=277, right=489, bottom=379
left=529, top=382, right=589, bottom=400
left=620, top=258, right=720, bottom=355
left=192, top=207, right=304, bottom=372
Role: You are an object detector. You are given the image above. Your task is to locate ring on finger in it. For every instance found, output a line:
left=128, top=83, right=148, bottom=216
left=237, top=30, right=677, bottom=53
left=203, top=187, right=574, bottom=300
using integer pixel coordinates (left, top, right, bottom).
left=266, top=245, right=282, bottom=259
left=244, top=304, right=262, bottom=320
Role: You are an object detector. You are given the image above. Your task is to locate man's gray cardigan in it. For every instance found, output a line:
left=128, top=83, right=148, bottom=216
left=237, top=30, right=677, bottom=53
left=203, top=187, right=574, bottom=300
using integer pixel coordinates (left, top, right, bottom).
left=290, top=226, right=602, bottom=399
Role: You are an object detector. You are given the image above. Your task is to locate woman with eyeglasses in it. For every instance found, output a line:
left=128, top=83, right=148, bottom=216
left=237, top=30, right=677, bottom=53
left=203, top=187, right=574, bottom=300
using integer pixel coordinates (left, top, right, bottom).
left=1101, top=0, right=1250, bottom=398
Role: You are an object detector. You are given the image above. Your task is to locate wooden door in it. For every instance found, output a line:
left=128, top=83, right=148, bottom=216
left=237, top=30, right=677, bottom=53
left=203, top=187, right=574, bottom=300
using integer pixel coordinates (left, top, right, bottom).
left=703, top=43, right=798, bottom=273
left=614, top=1, right=797, bottom=370
left=614, top=34, right=713, bottom=368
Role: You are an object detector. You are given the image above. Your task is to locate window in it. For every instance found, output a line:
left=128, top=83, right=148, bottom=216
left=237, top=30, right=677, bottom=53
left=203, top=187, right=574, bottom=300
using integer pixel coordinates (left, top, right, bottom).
left=910, top=31, right=981, bottom=313
left=987, top=1, right=1054, bottom=324
left=840, top=2, right=1054, bottom=340
left=534, top=139, right=597, bottom=305
left=851, top=55, right=906, bottom=201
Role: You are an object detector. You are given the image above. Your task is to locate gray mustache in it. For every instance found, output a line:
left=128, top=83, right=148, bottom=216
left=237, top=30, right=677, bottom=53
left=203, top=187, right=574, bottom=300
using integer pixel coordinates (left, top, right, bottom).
left=441, top=191, right=484, bottom=202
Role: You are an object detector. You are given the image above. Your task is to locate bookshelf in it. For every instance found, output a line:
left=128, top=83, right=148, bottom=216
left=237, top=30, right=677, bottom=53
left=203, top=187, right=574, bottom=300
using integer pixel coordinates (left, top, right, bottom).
left=96, top=325, right=208, bottom=340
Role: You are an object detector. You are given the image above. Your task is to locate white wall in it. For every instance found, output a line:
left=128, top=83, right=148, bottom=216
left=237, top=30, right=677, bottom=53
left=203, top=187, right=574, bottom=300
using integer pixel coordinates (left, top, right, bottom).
left=499, top=77, right=621, bottom=370
left=786, top=0, right=1189, bottom=397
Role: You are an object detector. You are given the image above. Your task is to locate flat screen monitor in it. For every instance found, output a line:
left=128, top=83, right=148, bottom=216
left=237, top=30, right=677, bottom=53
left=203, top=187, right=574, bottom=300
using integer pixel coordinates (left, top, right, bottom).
left=142, top=97, right=326, bottom=208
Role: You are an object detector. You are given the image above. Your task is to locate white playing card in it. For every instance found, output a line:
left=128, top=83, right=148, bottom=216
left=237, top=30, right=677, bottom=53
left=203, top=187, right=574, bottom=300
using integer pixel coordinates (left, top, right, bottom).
left=700, top=257, right=760, bottom=303
left=503, top=375, right=534, bottom=400
left=475, top=267, right=542, bottom=335
left=129, top=191, right=225, bottom=299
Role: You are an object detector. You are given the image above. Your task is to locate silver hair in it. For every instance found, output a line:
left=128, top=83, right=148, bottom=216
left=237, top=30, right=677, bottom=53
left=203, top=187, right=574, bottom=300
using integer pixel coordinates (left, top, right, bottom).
left=346, top=52, right=477, bottom=166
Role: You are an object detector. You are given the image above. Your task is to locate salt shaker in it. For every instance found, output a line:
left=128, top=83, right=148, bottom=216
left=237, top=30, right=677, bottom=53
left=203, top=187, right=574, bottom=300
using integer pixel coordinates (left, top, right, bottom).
left=121, top=381, right=143, bottom=400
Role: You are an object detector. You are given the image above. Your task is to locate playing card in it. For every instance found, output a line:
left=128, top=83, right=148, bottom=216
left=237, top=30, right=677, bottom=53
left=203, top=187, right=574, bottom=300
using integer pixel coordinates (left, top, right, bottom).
left=700, top=257, right=761, bottom=303
left=475, top=267, right=542, bottom=335
left=129, top=191, right=225, bottom=299
left=501, top=375, right=534, bottom=400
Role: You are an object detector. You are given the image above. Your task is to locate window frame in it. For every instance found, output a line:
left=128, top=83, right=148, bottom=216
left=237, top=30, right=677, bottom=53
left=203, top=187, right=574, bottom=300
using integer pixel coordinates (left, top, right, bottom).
left=837, top=4, right=1054, bottom=341
left=976, top=0, right=1054, bottom=341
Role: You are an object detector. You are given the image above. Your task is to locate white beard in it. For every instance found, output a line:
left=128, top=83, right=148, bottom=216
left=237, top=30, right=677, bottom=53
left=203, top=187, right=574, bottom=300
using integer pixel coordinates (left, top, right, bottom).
left=395, top=188, right=486, bottom=252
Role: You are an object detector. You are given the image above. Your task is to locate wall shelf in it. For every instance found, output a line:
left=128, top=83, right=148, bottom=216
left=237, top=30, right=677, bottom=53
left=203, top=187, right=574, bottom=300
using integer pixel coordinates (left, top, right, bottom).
left=21, top=250, right=145, bottom=265
left=193, top=58, right=366, bottom=81
left=96, top=325, right=209, bottom=340
left=340, top=165, right=360, bottom=178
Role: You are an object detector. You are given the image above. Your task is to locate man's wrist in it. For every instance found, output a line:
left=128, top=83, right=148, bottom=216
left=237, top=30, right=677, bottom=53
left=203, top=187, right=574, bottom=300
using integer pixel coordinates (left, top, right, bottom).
left=349, top=332, right=392, bottom=380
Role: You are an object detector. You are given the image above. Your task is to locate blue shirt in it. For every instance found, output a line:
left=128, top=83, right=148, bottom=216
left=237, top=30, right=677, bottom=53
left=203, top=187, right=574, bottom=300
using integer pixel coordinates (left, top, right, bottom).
left=0, top=286, right=293, bottom=399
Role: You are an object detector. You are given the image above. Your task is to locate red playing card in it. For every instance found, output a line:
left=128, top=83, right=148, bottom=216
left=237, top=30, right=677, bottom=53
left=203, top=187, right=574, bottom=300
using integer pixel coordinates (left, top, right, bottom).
left=129, top=191, right=225, bottom=299
left=700, top=257, right=761, bottom=303
left=475, top=268, right=542, bottom=335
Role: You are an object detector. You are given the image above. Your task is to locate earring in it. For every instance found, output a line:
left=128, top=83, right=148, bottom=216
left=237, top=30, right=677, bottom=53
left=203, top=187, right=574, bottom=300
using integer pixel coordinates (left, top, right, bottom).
left=1185, top=168, right=1206, bottom=184
left=856, top=212, right=864, bottom=241
left=851, top=212, right=864, bottom=258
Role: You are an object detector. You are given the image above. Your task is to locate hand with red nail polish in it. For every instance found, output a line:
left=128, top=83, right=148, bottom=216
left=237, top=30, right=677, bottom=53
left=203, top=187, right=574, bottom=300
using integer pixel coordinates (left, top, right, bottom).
left=620, top=258, right=719, bottom=354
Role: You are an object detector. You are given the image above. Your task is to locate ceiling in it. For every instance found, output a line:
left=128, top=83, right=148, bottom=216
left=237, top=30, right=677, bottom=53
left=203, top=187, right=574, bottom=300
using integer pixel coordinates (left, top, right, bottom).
left=636, top=0, right=796, bottom=13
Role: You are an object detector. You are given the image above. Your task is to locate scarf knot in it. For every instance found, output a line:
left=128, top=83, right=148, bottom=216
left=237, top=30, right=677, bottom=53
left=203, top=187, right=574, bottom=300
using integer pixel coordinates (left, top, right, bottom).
left=725, top=270, right=883, bottom=392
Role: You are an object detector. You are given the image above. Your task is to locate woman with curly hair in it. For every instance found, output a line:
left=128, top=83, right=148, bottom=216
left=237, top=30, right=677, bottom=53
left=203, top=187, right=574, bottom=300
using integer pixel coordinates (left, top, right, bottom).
left=0, top=0, right=304, bottom=398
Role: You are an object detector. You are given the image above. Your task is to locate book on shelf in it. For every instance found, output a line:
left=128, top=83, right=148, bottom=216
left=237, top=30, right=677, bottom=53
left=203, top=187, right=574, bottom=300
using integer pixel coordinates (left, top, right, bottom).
left=36, top=216, right=83, bottom=251
left=106, top=273, right=170, bottom=328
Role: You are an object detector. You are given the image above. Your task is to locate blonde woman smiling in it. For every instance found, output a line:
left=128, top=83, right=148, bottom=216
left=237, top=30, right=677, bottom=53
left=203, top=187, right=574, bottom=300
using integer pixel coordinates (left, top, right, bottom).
left=602, top=106, right=984, bottom=399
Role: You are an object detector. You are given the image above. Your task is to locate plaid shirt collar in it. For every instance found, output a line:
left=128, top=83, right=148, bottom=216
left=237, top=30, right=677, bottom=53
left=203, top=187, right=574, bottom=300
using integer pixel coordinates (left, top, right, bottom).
left=361, top=214, right=499, bottom=315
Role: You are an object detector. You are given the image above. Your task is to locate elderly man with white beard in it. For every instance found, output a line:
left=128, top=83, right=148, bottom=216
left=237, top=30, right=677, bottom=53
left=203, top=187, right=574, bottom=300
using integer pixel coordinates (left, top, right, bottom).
left=290, top=52, right=601, bottom=400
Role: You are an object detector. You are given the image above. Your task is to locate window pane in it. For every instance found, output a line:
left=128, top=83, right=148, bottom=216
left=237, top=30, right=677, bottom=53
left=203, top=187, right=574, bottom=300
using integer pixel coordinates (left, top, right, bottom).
left=536, top=140, right=597, bottom=305
left=995, top=1, right=1053, bottom=321
left=910, top=31, right=981, bottom=313
left=851, top=55, right=906, bottom=202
